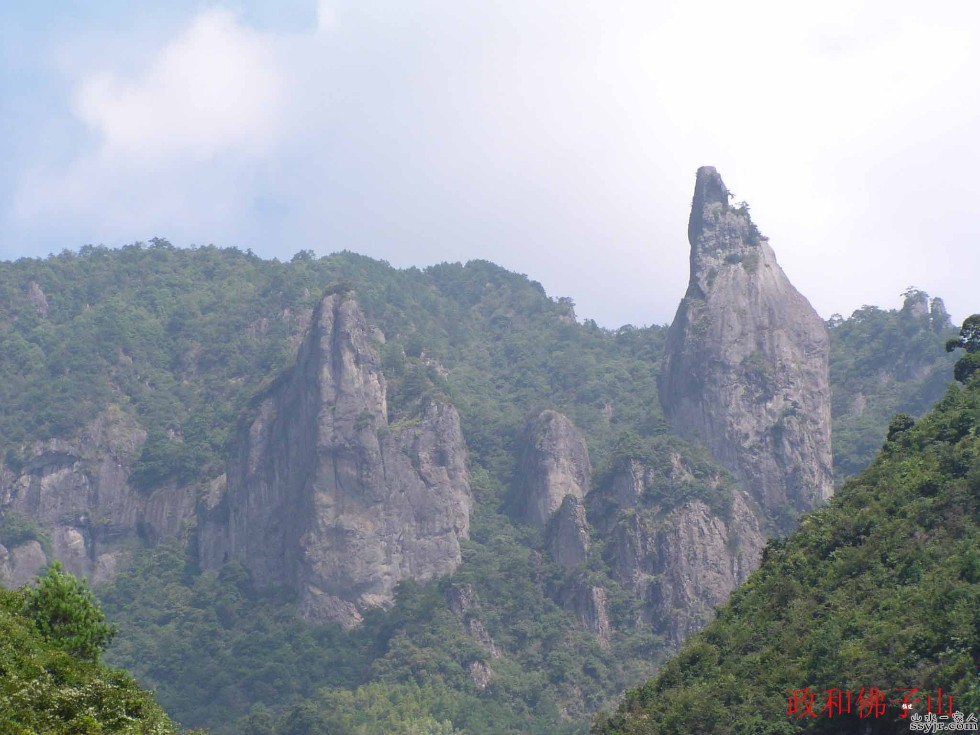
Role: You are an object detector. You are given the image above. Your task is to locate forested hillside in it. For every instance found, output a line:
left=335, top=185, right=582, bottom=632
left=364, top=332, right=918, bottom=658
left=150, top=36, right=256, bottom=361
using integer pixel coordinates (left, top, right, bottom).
left=829, top=289, right=956, bottom=481
left=0, top=243, right=961, bottom=734
left=594, top=363, right=980, bottom=734
left=0, top=561, right=194, bottom=734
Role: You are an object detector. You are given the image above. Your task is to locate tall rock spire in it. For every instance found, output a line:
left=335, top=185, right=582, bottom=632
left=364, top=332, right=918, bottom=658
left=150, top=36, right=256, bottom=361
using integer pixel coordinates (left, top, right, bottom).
left=660, top=167, right=833, bottom=525
left=199, top=293, right=472, bottom=627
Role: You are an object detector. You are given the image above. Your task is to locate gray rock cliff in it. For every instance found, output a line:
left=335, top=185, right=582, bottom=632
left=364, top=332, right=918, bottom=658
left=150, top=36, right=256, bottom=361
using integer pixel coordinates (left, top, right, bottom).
left=0, top=405, right=196, bottom=587
left=546, top=494, right=590, bottom=570
left=660, top=167, right=833, bottom=521
left=594, top=455, right=765, bottom=645
left=198, top=293, right=472, bottom=628
left=518, top=410, right=592, bottom=528
left=559, top=582, right=611, bottom=645
left=645, top=493, right=764, bottom=644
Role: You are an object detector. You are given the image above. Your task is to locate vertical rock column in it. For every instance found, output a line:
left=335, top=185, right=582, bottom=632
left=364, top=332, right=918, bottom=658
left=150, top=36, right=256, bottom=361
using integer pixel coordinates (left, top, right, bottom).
left=199, top=293, right=472, bottom=628
left=659, top=167, right=833, bottom=522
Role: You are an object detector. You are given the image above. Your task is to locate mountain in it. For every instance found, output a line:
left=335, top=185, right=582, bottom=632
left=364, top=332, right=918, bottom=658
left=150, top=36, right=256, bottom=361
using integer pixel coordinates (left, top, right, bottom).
left=593, top=368, right=980, bottom=735
left=198, top=292, right=472, bottom=628
left=0, top=171, right=962, bottom=734
left=660, top=166, right=833, bottom=526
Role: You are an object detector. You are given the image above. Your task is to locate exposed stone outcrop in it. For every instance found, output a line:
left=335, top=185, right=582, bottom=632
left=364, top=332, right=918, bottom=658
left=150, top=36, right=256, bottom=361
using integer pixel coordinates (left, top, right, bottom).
left=0, top=540, right=47, bottom=588
left=646, top=493, right=764, bottom=644
left=558, top=582, right=611, bottom=645
left=198, top=293, right=472, bottom=628
left=468, top=661, right=494, bottom=690
left=519, top=410, right=591, bottom=528
left=595, top=455, right=764, bottom=645
left=0, top=406, right=197, bottom=587
left=588, top=458, right=654, bottom=531
left=27, top=281, right=49, bottom=318
left=546, top=495, right=590, bottom=569
left=660, top=167, right=833, bottom=521
left=446, top=583, right=500, bottom=658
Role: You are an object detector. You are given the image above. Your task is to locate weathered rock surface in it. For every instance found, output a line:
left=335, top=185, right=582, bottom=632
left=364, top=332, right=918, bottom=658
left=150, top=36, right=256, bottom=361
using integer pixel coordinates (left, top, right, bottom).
left=646, top=493, right=764, bottom=644
left=27, top=281, right=49, bottom=318
left=595, top=456, right=764, bottom=645
left=546, top=495, right=590, bottom=569
left=660, top=167, right=833, bottom=521
left=519, top=410, right=591, bottom=528
left=0, top=406, right=196, bottom=587
left=560, top=582, right=611, bottom=645
left=0, top=540, right=47, bottom=588
left=198, top=293, right=472, bottom=628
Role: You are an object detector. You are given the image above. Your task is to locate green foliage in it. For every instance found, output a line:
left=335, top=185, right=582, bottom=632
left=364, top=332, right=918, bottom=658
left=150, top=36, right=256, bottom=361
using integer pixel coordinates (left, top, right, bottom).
left=594, top=378, right=980, bottom=734
left=25, top=561, right=117, bottom=662
left=593, top=433, right=736, bottom=520
left=955, top=352, right=980, bottom=383
left=0, top=577, right=187, bottom=734
left=0, top=511, right=49, bottom=550
left=829, top=292, right=957, bottom=481
left=885, top=413, right=915, bottom=442
left=0, top=246, right=668, bottom=493
left=100, top=506, right=643, bottom=735
left=946, top=314, right=980, bottom=354
left=947, top=314, right=980, bottom=382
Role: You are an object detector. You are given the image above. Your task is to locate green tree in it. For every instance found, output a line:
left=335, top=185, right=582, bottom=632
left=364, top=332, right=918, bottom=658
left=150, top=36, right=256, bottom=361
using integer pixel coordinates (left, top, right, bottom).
left=946, top=314, right=980, bottom=382
left=24, top=561, right=117, bottom=662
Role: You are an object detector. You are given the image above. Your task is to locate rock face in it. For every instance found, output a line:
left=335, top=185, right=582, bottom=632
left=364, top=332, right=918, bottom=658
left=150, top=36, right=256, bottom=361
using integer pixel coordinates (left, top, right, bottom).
left=446, top=583, right=500, bottom=658
left=660, top=167, right=833, bottom=520
left=0, top=540, right=47, bottom=588
left=560, top=583, right=611, bottom=644
left=593, top=456, right=765, bottom=644
left=645, top=493, right=764, bottom=644
left=198, top=293, right=472, bottom=628
left=519, top=410, right=592, bottom=528
left=546, top=495, right=590, bottom=569
left=0, top=406, right=196, bottom=587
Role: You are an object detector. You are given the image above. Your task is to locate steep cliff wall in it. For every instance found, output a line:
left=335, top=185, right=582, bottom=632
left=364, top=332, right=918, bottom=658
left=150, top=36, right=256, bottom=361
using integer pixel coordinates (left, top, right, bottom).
left=594, top=456, right=765, bottom=645
left=0, top=406, right=196, bottom=587
left=660, top=167, right=833, bottom=521
left=198, top=293, right=472, bottom=627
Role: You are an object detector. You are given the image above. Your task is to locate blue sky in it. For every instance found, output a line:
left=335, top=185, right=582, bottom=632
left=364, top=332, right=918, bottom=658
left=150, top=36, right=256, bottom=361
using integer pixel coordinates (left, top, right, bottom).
left=2, top=1, right=978, bottom=327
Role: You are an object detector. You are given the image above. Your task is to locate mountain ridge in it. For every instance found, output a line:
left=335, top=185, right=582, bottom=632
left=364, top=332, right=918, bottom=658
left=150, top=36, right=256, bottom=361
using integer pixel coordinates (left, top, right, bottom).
left=0, top=170, right=961, bottom=733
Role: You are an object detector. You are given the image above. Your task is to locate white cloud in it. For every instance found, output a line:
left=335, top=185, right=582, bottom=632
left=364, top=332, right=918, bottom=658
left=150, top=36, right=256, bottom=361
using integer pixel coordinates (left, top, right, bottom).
left=11, top=8, right=293, bottom=250
left=316, top=1, right=337, bottom=33
left=74, top=9, right=284, bottom=166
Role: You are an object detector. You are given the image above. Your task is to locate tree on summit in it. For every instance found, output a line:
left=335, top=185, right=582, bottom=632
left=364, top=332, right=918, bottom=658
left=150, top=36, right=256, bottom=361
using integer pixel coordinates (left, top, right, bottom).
left=946, top=314, right=980, bottom=382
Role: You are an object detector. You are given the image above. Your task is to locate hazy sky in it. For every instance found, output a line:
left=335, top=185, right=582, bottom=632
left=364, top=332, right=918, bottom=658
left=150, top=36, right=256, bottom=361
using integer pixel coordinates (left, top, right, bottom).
left=1, top=1, right=977, bottom=327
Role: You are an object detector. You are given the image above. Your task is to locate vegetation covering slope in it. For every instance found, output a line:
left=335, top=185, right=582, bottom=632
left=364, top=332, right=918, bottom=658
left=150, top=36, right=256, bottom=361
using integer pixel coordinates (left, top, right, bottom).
left=829, top=289, right=956, bottom=482
left=0, top=563, right=192, bottom=735
left=593, top=365, right=980, bottom=735
left=0, top=244, right=962, bottom=733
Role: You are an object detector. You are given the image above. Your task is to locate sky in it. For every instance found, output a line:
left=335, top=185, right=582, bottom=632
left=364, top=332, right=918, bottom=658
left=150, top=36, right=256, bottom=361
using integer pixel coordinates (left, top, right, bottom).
left=1, top=1, right=978, bottom=328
